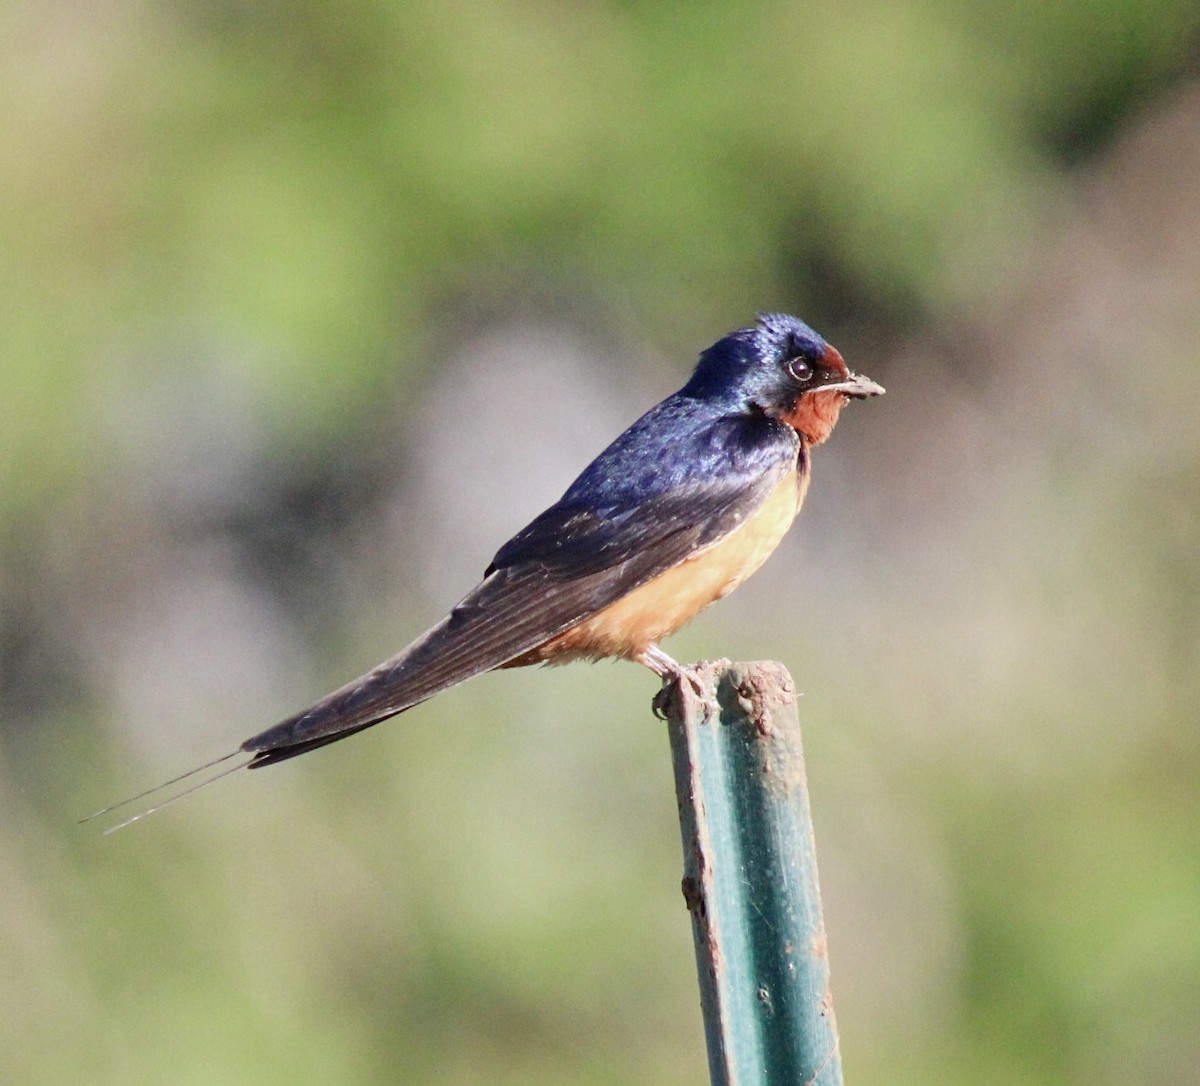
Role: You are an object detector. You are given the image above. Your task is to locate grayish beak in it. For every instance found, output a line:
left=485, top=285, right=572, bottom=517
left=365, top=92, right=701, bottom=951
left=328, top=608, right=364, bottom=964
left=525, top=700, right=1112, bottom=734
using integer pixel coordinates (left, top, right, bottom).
left=824, top=372, right=885, bottom=398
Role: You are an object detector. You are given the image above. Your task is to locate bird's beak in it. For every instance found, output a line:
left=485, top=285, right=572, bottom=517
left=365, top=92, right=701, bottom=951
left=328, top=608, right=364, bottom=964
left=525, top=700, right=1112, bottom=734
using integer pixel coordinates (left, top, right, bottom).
left=823, top=372, right=885, bottom=399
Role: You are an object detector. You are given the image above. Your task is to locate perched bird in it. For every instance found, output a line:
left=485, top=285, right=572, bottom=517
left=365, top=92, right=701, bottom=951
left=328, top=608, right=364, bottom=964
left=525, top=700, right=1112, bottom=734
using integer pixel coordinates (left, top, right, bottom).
left=91, top=313, right=882, bottom=828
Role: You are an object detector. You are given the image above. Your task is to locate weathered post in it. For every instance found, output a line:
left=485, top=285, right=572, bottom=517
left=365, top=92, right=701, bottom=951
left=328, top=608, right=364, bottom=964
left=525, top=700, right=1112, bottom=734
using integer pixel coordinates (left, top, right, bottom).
left=665, top=660, right=842, bottom=1086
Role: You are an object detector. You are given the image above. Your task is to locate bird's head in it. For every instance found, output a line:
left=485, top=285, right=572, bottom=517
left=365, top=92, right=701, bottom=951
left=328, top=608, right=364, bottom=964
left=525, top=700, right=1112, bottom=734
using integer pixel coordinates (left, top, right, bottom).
left=685, top=312, right=884, bottom=445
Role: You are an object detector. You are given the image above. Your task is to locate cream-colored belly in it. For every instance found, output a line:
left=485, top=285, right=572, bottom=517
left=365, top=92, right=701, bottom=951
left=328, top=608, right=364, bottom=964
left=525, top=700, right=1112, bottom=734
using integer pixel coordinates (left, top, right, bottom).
left=536, top=469, right=806, bottom=663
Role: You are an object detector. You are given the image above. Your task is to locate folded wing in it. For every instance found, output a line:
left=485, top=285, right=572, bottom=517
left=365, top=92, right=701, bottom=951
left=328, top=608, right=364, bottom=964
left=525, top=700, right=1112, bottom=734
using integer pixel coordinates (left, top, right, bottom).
left=243, top=413, right=798, bottom=766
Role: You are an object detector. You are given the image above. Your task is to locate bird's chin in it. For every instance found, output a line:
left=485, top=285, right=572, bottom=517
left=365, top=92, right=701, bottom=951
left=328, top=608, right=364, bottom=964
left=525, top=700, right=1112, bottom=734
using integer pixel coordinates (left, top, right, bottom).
left=781, top=388, right=847, bottom=446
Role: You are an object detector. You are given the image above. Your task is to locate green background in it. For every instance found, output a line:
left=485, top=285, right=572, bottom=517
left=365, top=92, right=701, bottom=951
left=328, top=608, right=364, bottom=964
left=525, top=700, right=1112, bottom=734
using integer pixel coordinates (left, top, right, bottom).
left=3, top=1, right=1199, bottom=1082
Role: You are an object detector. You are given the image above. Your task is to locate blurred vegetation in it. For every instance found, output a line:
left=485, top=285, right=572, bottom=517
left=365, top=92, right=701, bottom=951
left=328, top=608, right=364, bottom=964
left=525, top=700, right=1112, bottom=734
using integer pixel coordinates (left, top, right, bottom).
left=2, top=1, right=1199, bottom=1083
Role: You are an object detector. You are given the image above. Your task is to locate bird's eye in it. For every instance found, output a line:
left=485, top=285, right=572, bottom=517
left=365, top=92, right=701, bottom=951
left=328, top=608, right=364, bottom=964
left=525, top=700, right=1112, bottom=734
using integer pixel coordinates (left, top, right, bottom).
left=787, top=359, right=813, bottom=383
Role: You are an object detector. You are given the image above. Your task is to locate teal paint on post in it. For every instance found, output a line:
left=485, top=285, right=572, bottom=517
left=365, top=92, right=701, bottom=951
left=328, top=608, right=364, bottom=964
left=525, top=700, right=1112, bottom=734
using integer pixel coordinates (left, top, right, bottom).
left=666, top=660, right=842, bottom=1086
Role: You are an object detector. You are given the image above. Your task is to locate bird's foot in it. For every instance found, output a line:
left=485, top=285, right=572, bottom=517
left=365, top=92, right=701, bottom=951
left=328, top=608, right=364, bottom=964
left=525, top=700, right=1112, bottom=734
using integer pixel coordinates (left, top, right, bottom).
left=637, top=646, right=716, bottom=722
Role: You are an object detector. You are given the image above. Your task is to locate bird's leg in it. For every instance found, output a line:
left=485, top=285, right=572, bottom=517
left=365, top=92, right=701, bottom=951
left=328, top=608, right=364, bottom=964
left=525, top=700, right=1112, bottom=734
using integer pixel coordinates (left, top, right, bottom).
left=634, top=644, right=713, bottom=721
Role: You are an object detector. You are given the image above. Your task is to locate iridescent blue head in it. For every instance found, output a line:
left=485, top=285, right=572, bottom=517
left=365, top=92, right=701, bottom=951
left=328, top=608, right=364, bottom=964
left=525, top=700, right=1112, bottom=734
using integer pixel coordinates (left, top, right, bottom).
left=683, top=312, right=884, bottom=445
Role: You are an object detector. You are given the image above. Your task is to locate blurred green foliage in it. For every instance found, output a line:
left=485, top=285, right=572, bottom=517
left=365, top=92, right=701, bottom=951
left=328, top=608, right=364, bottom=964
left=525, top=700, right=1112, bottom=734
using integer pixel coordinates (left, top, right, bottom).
left=2, top=1, right=1199, bottom=1083
left=6, top=0, right=1197, bottom=510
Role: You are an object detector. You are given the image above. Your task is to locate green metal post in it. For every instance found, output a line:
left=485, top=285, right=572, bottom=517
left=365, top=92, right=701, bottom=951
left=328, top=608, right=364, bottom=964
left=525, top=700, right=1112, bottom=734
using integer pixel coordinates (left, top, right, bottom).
left=665, top=660, right=843, bottom=1086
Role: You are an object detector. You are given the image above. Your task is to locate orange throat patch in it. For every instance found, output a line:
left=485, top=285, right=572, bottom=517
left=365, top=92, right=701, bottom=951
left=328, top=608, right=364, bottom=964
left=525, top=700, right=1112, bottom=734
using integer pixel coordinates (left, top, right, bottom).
left=782, top=389, right=847, bottom=446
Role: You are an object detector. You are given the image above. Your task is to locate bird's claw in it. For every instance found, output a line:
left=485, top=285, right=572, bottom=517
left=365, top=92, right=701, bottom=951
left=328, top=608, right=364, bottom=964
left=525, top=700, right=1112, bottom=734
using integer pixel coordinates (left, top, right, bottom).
left=651, top=682, right=673, bottom=720
left=652, top=667, right=717, bottom=723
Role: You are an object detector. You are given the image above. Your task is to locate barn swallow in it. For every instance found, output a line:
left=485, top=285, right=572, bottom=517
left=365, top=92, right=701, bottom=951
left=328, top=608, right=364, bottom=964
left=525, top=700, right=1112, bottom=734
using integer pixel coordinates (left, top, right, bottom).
left=90, top=313, right=882, bottom=828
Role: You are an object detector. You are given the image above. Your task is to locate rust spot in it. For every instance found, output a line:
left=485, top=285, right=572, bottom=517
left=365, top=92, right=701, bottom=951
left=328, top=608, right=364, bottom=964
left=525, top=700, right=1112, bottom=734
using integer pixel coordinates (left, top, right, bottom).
left=729, top=667, right=793, bottom=737
left=811, top=931, right=828, bottom=959
left=681, top=875, right=706, bottom=919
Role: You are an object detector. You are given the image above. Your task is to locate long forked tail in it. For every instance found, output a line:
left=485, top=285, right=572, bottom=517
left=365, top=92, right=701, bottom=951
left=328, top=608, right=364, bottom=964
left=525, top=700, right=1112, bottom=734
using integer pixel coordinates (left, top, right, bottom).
left=80, top=594, right=507, bottom=833
left=82, top=560, right=612, bottom=831
left=79, top=750, right=252, bottom=834
left=235, top=562, right=591, bottom=766
left=83, top=689, right=427, bottom=833
left=81, top=579, right=537, bottom=830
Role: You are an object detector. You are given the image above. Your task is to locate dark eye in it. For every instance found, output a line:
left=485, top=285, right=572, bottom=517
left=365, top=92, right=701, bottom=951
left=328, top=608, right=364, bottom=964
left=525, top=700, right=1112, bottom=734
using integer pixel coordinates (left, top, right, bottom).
left=787, top=358, right=814, bottom=383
